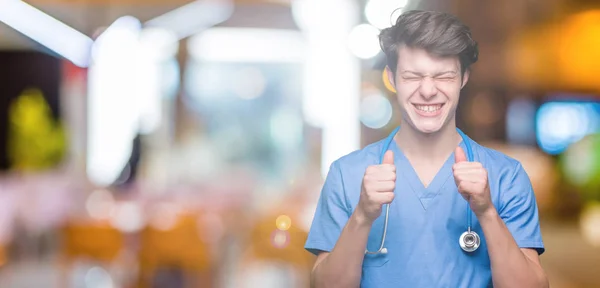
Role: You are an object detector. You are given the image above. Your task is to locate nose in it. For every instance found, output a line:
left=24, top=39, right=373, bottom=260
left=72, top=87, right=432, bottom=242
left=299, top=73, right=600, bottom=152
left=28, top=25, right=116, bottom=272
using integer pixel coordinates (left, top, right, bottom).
left=418, top=77, right=437, bottom=99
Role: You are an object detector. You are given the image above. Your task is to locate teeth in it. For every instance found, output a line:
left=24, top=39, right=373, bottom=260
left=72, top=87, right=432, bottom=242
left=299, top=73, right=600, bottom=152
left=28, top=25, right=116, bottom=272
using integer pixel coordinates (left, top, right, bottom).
left=415, top=104, right=442, bottom=112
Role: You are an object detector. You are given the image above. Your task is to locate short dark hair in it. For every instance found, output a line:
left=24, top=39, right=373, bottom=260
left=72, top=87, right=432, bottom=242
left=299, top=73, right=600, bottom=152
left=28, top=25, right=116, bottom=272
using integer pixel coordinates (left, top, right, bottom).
left=379, top=10, right=479, bottom=75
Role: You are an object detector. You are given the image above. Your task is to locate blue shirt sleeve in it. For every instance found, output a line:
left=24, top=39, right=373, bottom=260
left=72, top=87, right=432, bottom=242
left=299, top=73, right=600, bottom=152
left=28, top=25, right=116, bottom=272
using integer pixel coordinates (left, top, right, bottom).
left=499, top=162, right=545, bottom=255
left=305, top=160, right=351, bottom=256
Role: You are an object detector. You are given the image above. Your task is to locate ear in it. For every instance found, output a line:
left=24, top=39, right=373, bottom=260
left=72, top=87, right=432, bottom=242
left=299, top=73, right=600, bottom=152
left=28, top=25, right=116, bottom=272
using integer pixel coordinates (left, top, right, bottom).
left=461, top=69, right=470, bottom=89
left=385, top=66, right=397, bottom=93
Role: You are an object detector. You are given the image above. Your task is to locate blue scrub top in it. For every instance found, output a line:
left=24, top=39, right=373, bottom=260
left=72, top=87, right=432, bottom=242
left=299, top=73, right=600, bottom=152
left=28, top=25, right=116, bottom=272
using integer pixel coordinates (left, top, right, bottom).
left=305, top=133, right=545, bottom=287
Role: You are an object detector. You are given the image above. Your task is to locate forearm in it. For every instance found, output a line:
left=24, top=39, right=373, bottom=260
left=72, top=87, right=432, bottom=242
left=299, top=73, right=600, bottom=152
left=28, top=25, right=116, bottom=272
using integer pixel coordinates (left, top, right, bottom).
left=312, top=210, right=372, bottom=288
left=478, top=208, right=548, bottom=288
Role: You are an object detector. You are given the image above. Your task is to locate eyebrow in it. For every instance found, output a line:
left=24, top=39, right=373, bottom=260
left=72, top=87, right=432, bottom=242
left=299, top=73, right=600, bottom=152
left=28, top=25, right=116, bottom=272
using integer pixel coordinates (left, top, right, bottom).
left=400, top=70, right=458, bottom=77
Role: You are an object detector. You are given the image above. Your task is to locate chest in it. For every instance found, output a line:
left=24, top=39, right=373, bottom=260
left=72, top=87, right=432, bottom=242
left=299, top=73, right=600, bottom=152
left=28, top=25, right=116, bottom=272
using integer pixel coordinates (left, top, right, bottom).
left=343, top=158, right=504, bottom=253
left=405, top=156, right=450, bottom=188
left=359, top=179, right=494, bottom=286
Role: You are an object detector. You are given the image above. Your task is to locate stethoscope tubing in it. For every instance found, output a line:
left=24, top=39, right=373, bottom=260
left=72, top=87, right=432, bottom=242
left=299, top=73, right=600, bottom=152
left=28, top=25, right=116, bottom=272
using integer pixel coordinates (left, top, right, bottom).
left=364, top=126, right=476, bottom=255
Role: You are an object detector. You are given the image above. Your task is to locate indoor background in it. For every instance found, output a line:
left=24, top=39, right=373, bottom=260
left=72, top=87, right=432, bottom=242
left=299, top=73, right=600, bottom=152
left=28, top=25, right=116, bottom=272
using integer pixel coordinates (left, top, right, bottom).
left=0, top=0, right=599, bottom=287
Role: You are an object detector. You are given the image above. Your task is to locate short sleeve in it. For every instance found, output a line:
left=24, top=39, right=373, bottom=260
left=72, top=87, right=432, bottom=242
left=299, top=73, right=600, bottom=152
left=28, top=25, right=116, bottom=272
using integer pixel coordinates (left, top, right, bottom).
left=304, top=160, right=351, bottom=256
left=499, top=162, right=545, bottom=255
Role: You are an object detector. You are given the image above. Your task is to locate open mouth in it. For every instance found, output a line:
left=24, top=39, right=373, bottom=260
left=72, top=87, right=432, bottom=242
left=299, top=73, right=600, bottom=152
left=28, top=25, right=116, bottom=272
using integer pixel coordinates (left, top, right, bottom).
left=412, top=103, right=445, bottom=116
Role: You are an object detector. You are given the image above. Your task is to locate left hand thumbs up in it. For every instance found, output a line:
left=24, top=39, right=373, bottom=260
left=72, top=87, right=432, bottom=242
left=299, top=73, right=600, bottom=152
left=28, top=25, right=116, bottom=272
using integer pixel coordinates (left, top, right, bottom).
left=452, top=146, right=493, bottom=217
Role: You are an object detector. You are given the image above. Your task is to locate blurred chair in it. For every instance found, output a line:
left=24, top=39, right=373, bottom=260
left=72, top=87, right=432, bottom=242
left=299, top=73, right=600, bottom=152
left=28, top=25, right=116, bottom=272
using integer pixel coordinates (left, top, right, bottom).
left=238, top=211, right=315, bottom=288
left=248, top=215, right=313, bottom=269
left=0, top=243, right=6, bottom=268
left=61, top=221, right=124, bottom=262
left=59, top=221, right=126, bottom=287
left=137, top=212, right=214, bottom=288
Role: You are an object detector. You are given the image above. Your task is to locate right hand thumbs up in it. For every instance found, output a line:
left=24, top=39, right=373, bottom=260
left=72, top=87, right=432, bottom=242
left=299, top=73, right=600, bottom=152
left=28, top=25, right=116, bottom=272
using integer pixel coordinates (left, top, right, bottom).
left=357, top=150, right=397, bottom=224
left=382, top=150, right=394, bottom=165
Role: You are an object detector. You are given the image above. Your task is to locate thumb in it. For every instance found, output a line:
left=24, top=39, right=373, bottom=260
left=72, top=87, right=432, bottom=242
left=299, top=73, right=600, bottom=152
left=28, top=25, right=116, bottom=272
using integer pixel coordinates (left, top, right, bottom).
left=454, top=146, right=467, bottom=163
left=382, top=150, right=394, bottom=165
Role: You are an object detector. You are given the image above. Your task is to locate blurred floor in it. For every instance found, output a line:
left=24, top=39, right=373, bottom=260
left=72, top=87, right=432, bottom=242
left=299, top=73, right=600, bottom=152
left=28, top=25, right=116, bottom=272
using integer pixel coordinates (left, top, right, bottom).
left=540, top=219, right=600, bottom=288
left=0, top=219, right=598, bottom=288
left=0, top=258, right=60, bottom=288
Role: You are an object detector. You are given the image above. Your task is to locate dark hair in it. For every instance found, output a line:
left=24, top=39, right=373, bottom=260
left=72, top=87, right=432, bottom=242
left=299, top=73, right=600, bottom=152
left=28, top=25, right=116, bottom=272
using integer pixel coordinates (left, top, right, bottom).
left=379, top=10, right=478, bottom=76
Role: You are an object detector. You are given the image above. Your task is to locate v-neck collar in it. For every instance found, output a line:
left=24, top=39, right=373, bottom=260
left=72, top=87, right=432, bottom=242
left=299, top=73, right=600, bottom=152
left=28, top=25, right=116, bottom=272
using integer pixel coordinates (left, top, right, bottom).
left=390, top=139, right=468, bottom=211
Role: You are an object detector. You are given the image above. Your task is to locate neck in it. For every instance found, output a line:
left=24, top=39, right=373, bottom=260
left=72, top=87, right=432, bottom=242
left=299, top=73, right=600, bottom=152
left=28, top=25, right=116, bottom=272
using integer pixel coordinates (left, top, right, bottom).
left=394, top=120, right=462, bottom=162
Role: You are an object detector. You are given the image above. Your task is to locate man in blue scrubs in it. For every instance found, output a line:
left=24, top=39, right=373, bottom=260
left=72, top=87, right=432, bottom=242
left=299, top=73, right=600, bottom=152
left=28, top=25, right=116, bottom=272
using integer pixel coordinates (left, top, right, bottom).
left=305, top=10, right=548, bottom=287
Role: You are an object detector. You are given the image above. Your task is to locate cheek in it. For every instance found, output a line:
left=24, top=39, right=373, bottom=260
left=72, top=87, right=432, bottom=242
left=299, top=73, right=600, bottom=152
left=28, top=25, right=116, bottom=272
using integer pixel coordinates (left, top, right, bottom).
left=396, top=83, right=420, bottom=101
left=436, top=82, right=462, bottom=100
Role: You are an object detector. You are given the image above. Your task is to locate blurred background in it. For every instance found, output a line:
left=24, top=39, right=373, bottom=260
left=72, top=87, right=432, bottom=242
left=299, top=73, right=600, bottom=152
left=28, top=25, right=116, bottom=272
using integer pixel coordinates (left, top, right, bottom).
left=0, top=0, right=599, bottom=287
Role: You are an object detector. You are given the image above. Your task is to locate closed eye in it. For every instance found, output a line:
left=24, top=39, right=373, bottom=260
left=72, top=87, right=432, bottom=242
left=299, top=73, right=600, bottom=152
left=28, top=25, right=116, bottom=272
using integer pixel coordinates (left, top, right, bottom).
left=434, top=71, right=458, bottom=81
left=435, top=76, right=457, bottom=81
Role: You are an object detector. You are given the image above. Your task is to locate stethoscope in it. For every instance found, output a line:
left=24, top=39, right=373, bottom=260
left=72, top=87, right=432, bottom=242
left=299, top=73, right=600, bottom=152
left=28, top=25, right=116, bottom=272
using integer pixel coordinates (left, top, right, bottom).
left=364, top=126, right=481, bottom=255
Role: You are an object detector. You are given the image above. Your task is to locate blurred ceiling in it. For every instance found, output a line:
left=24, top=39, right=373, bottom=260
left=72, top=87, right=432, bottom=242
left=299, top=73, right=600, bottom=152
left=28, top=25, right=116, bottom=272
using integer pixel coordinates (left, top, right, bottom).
left=0, top=2, right=184, bottom=48
left=2, top=0, right=599, bottom=92
left=0, top=0, right=296, bottom=49
left=0, top=0, right=566, bottom=50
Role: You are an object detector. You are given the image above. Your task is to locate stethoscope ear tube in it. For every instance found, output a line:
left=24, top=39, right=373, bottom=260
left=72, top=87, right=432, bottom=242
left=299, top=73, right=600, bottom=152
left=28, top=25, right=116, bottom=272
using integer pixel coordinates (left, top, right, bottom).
left=364, top=127, right=479, bottom=255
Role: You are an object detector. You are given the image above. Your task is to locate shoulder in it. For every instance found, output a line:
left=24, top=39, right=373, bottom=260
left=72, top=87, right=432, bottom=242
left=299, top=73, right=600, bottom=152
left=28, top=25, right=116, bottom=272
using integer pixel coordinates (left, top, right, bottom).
left=469, top=140, right=536, bottom=201
left=333, top=139, right=386, bottom=172
left=325, top=139, right=386, bottom=207
left=325, top=139, right=386, bottom=196
left=467, top=140, right=538, bottom=213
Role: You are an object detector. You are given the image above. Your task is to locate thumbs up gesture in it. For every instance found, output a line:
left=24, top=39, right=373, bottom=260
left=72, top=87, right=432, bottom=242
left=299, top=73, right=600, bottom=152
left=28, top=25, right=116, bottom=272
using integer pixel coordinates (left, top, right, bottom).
left=453, top=147, right=493, bottom=217
left=357, top=151, right=396, bottom=224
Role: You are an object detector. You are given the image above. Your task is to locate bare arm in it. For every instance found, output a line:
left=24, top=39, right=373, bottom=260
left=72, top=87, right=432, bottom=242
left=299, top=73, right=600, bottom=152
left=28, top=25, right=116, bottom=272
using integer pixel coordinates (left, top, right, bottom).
left=310, top=210, right=372, bottom=288
left=479, top=208, right=548, bottom=288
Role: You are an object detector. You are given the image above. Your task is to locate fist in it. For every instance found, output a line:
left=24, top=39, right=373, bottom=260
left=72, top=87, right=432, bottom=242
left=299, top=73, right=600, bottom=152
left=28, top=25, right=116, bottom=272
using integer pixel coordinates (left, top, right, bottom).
left=357, top=150, right=396, bottom=223
left=452, top=147, right=492, bottom=216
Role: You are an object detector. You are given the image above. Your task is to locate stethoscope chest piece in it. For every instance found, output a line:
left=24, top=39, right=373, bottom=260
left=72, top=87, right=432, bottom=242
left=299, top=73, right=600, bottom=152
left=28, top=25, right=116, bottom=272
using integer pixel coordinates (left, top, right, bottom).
left=459, top=229, right=480, bottom=252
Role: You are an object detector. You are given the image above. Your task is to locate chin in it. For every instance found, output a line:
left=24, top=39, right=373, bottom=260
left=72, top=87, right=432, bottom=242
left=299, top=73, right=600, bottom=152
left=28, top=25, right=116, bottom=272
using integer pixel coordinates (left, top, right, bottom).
left=405, top=113, right=450, bottom=134
left=412, top=123, right=444, bottom=134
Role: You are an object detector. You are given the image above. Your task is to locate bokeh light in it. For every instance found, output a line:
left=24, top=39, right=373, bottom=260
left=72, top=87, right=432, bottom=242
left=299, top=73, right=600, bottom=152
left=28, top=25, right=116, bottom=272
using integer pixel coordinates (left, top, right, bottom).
left=275, top=215, right=292, bottom=231
left=85, top=189, right=115, bottom=220
left=291, top=0, right=356, bottom=32
left=84, top=266, right=114, bottom=288
left=536, top=101, right=600, bottom=155
left=561, top=134, right=600, bottom=200
left=580, top=203, right=600, bottom=247
left=231, top=66, right=267, bottom=100
left=109, top=202, right=144, bottom=233
left=365, top=0, right=408, bottom=29
left=506, top=98, right=537, bottom=145
left=348, top=24, right=381, bottom=59
left=270, top=230, right=290, bottom=249
left=557, top=10, right=600, bottom=91
left=360, top=91, right=393, bottom=129
left=149, top=202, right=180, bottom=231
